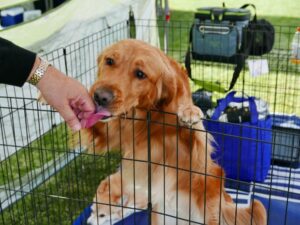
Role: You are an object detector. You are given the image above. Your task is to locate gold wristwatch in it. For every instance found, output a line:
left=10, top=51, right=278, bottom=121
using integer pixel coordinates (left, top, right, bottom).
left=27, top=58, right=50, bottom=86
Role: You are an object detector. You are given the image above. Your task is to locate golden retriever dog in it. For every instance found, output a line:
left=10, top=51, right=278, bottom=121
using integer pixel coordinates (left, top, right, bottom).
left=84, top=39, right=266, bottom=225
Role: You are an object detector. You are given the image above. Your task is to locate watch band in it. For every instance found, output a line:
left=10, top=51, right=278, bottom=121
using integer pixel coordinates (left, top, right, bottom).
left=27, top=58, right=50, bottom=86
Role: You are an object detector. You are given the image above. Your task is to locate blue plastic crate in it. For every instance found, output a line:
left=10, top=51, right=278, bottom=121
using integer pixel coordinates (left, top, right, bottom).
left=1, top=7, right=24, bottom=27
left=272, top=114, right=300, bottom=168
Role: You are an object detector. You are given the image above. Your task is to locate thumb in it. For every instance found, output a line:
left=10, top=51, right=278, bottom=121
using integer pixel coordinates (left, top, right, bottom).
left=59, top=105, right=81, bottom=131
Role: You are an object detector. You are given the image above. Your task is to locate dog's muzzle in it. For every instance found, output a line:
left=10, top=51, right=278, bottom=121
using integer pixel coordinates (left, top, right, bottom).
left=94, top=88, right=114, bottom=107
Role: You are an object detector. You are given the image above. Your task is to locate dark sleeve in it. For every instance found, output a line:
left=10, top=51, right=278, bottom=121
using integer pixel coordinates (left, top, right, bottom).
left=0, top=37, right=36, bottom=87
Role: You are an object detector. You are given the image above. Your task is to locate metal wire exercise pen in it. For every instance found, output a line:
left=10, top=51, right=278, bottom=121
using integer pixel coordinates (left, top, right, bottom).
left=0, top=20, right=299, bottom=225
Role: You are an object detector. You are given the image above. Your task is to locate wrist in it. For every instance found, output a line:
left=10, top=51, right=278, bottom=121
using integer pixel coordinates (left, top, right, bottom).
left=27, top=56, right=51, bottom=86
left=27, top=56, right=41, bottom=82
left=36, top=64, right=68, bottom=92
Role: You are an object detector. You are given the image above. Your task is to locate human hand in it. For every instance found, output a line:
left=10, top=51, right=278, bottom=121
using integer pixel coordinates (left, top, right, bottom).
left=36, top=65, right=95, bottom=131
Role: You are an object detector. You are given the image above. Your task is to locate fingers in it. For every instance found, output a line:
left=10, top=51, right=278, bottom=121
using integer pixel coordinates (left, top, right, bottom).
left=80, top=96, right=95, bottom=113
left=35, top=67, right=96, bottom=131
left=71, top=95, right=95, bottom=113
left=61, top=97, right=96, bottom=130
left=59, top=105, right=82, bottom=131
left=70, top=96, right=96, bottom=129
left=71, top=96, right=95, bottom=116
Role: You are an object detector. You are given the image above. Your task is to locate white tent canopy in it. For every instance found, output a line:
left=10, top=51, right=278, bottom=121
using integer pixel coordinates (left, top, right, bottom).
left=0, top=0, right=159, bottom=52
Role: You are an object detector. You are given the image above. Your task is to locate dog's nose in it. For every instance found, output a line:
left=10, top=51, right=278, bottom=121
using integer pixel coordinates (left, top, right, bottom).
left=94, top=88, right=114, bottom=107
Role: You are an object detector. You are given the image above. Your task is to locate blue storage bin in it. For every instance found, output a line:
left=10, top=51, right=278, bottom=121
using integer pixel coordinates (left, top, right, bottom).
left=272, top=114, right=300, bottom=168
left=205, top=92, right=272, bottom=182
left=1, top=7, right=24, bottom=27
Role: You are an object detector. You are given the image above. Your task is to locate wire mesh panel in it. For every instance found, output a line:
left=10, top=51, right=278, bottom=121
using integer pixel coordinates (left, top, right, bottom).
left=0, top=19, right=299, bottom=225
left=0, top=22, right=129, bottom=224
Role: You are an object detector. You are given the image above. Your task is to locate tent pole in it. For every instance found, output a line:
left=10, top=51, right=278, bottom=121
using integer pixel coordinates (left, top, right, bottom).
left=164, top=0, right=170, bottom=54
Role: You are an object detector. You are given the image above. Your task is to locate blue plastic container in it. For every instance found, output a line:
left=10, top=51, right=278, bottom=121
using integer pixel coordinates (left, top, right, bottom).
left=1, top=7, right=24, bottom=27
left=271, top=114, right=300, bottom=168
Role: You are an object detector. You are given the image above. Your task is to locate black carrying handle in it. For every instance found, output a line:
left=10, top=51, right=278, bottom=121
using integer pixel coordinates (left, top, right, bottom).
left=226, top=56, right=245, bottom=91
left=185, top=24, right=193, bottom=79
left=227, top=3, right=257, bottom=91
left=210, top=8, right=226, bottom=21
left=224, top=4, right=258, bottom=91
left=227, top=4, right=257, bottom=91
left=240, top=3, right=257, bottom=22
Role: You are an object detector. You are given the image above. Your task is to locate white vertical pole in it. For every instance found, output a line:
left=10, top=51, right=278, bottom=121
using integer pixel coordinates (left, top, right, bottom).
left=164, top=0, right=170, bottom=54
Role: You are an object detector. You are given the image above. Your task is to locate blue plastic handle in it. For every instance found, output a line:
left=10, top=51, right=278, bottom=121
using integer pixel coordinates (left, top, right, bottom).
left=211, top=91, right=258, bottom=124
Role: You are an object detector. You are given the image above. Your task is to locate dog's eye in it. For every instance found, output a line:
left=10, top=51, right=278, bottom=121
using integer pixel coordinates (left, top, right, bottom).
left=106, top=58, right=114, bottom=66
left=99, top=214, right=105, bottom=218
left=135, top=69, right=146, bottom=79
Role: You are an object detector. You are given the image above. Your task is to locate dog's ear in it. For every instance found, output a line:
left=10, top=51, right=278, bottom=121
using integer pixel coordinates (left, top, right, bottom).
left=97, top=179, right=108, bottom=194
left=156, top=54, right=177, bottom=106
left=96, top=53, right=104, bottom=77
left=161, top=73, right=176, bottom=106
left=97, top=53, right=103, bottom=66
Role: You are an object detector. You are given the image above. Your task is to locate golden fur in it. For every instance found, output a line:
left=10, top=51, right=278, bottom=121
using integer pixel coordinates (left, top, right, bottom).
left=84, top=39, right=266, bottom=225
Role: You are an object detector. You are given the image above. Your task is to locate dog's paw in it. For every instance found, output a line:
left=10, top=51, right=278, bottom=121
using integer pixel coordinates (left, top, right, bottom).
left=86, top=210, right=96, bottom=225
left=178, top=104, right=203, bottom=127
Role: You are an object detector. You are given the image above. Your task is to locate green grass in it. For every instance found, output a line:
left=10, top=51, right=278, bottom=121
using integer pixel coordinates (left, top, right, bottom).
left=156, top=15, right=300, bottom=116
left=156, top=0, right=300, bottom=116
left=1, top=151, right=120, bottom=225
left=157, top=0, right=300, bottom=59
left=157, top=3, right=300, bottom=55
left=188, top=62, right=300, bottom=115
left=0, top=120, right=121, bottom=225
left=0, top=123, right=69, bottom=185
left=169, top=0, right=300, bottom=19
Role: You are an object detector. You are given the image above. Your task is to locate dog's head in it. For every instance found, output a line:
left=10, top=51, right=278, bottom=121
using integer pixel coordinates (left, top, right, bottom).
left=90, top=39, right=178, bottom=121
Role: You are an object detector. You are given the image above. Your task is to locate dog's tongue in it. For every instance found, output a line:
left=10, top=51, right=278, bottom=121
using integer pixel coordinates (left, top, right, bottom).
left=83, top=108, right=111, bottom=128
